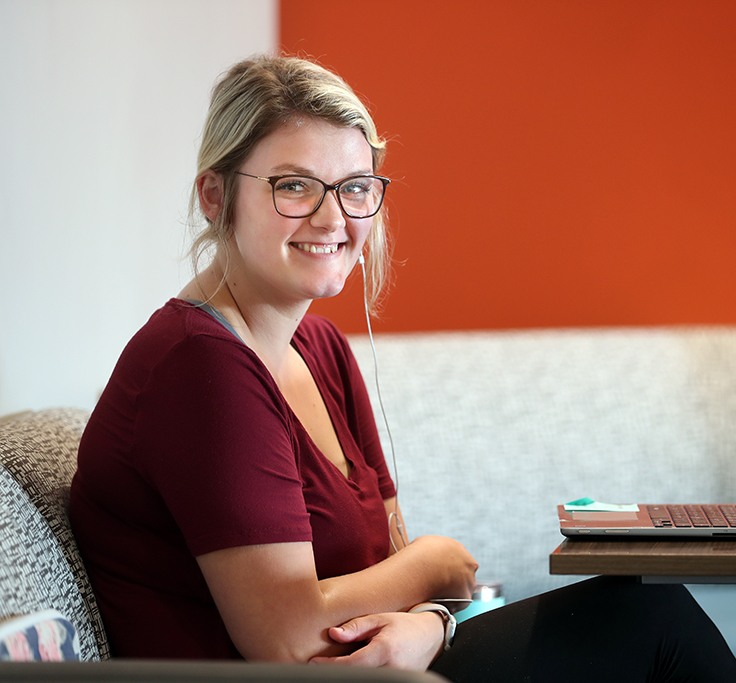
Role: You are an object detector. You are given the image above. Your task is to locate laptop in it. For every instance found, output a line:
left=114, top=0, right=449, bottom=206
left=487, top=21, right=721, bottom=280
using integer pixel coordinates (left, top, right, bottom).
left=557, top=498, right=736, bottom=538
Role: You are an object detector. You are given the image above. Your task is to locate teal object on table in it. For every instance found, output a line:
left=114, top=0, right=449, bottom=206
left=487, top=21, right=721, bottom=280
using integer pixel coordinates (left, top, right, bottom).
left=456, top=582, right=505, bottom=623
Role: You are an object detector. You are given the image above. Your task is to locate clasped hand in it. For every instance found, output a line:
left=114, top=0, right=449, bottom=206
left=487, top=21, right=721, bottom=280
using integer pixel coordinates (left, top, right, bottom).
left=311, top=535, right=476, bottom=670
left=310, top=610, right=446, bottom=671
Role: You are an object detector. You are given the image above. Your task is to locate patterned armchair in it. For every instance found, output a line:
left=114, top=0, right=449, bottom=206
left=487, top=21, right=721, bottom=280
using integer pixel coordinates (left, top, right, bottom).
left=0, top=409, right=107, bottom=660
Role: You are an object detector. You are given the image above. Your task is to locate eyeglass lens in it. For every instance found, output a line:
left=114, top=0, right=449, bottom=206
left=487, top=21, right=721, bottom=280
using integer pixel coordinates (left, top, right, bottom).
left=272, top=176, right=386, bottom=218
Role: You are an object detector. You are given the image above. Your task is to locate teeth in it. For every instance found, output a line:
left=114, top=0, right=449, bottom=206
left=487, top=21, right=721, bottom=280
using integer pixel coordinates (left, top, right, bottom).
left=294, top=243, right=339, bottom=254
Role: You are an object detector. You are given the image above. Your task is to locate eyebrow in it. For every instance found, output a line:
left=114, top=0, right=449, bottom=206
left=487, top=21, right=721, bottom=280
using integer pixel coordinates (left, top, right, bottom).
left=269, top=164, right=374, bottom=178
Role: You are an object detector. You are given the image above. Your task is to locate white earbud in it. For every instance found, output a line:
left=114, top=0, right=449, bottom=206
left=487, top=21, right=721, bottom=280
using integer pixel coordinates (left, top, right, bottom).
left=356, top=247, right=408, bottom=552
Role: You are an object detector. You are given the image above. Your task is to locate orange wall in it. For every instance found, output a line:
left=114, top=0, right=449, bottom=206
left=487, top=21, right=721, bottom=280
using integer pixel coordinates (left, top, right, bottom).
left=280, top=0, right=736, bottom=333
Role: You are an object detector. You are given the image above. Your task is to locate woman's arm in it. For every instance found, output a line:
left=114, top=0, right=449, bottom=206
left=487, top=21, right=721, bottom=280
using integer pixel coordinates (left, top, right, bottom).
left=197, top=532, right=476, bottom=663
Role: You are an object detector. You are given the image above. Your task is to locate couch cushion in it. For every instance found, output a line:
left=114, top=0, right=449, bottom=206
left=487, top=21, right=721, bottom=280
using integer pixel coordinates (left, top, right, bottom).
left=0, top=408, right=109, bottom=659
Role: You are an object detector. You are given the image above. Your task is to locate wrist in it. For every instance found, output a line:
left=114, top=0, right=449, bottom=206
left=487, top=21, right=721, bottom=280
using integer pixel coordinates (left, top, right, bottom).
left=408, top=602, right=456, bottom=651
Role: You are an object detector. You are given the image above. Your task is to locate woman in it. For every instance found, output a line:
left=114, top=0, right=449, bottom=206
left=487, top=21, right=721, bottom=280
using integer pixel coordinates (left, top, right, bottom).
left=70, top=55, right=736, bottom=681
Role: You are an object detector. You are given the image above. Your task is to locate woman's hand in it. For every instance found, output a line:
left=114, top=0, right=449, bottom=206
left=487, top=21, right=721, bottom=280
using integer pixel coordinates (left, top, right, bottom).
left=310, top=611, right=446, bottom=671
left=407, top=535, right=478, bottom=600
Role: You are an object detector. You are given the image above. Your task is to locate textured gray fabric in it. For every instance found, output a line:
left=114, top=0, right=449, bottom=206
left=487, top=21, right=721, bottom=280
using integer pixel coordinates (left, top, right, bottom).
left=0, top=409, right=109, bottom=660
left=348, top=327, right=736, bottom=602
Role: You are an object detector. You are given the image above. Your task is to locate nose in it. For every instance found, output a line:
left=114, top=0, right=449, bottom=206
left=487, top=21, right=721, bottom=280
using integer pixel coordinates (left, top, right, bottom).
left=310, top=189, right=346, bottom=231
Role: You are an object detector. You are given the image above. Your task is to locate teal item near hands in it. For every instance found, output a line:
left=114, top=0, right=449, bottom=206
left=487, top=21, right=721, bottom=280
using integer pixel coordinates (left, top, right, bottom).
left=455, top=595, right=506, bottom=623
left=455, top=581, right=505, bottom=623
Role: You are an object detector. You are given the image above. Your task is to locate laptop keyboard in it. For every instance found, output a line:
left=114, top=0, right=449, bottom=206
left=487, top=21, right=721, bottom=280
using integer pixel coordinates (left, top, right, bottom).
left=648, top=504, right=736, bottom=528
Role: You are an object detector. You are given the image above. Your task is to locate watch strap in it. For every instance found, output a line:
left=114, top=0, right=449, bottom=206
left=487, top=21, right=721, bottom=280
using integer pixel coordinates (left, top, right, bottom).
left=408, top=602, right=457, bottom=650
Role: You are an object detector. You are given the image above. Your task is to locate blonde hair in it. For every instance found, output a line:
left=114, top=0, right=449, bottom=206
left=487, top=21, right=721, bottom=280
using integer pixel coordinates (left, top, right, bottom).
left=189, top=55, right=391, bottom=312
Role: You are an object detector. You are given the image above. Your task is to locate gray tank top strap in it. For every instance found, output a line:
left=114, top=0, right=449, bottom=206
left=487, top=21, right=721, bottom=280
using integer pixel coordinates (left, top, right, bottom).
left=185, top=299, right=243, bottom=343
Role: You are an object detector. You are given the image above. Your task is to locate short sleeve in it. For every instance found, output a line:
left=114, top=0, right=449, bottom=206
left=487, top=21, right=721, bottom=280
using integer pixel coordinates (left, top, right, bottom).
left=134, top=332, right=313, bottom=556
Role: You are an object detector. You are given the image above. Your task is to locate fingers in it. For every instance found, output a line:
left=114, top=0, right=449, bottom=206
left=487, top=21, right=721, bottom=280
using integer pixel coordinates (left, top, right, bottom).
left=312, top=612, right=443, bottom=671
left=312, top=624, right=395, bottom=669
left=312, top=614, right=394, bottom=667
left=325, top=615, right=382, bottom=644
left=409, top=535, right=479, bottom=599
left=310, top=644, right=384, bottom=668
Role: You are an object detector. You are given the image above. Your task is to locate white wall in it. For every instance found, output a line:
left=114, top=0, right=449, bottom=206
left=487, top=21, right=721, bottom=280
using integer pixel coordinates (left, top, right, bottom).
left=0, top=0, right=277, bottom=415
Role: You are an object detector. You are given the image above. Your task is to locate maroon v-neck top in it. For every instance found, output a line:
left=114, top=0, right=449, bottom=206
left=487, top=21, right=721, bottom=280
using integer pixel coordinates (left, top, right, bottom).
left=70, top=299, right=396, bottom=658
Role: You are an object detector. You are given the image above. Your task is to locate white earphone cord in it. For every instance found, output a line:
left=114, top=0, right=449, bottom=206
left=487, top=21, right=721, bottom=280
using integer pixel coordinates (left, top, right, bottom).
left=359, top=255, right=408, bottom=552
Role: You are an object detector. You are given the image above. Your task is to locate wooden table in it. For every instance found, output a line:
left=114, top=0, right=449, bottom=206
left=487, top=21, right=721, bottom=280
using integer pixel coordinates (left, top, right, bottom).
left=550, top=538, right=736, bottom=583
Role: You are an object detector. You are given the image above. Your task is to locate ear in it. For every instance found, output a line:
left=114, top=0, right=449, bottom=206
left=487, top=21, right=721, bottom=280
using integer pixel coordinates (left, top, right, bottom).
left=196, top=170, right=224, bottom=223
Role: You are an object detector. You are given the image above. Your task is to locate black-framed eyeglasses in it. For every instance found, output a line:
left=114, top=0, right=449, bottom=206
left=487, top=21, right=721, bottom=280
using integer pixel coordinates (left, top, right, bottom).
left=235, top=172, right=390, bottom=219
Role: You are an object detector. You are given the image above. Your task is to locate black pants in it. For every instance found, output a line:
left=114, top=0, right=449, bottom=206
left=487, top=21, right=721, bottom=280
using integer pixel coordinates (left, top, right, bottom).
left=430, top=576, right=736, bottom=682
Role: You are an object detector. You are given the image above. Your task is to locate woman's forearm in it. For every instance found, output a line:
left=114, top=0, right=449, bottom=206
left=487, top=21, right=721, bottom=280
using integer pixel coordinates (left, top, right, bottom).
left=198, top=536, right=476, bottom=663
left=319, top=535, right=478, bottom=619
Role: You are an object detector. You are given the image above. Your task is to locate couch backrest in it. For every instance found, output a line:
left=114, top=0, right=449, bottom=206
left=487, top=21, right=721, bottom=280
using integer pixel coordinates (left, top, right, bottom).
left=349, top=327, right=736, bottom=602
left=0, top=408, right=109, bottom=660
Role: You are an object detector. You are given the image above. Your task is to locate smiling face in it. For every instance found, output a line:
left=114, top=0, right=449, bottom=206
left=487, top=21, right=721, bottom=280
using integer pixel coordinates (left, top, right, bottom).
left=223, top=117, right=375, bottom=310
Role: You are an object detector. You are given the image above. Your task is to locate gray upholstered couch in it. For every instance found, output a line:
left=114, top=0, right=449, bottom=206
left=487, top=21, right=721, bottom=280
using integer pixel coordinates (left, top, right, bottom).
left=1, top=326, right=735, bottom=674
